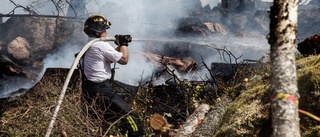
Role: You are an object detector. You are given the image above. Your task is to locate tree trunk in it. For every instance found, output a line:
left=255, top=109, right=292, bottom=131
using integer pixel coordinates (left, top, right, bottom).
left=175, top=104, right=211, bottom=137
left=268, top=0, right=300, bottom=136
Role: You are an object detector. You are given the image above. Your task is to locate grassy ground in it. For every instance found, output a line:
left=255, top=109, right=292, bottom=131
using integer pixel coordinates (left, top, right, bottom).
left=1, top=55, right=320, bottom=136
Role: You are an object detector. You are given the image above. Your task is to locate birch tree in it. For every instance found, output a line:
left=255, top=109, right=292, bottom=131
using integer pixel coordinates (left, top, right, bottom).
left=268, top=0, right=300, bottom=136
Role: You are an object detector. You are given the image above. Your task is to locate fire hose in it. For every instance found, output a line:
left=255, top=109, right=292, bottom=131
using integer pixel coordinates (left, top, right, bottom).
left=45, top=36, right=181, bottom=136
left=45, top=37, right=118, bottom=137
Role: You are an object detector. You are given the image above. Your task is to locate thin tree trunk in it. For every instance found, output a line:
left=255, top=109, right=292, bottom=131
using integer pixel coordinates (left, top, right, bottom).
left=268, top=0, right=300, bottom=136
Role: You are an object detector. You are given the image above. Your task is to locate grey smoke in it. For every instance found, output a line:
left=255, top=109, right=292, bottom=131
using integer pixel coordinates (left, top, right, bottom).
left=1, top=0, right=271, bottom=96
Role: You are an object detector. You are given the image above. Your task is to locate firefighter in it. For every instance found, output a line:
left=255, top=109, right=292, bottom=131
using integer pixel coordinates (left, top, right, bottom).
left=79, top=14, right=145, bottom=137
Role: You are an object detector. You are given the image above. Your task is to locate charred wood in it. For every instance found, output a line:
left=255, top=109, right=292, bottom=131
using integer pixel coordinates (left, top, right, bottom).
left=297, top=33, right=320, bottom=56
left=211, top=62, right=266, bottom=87
left=141, top=52, right=197, bottom=73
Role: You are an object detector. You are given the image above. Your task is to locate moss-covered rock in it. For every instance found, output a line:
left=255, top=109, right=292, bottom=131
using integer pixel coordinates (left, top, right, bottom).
left=214, top=83, right=271, bottom=137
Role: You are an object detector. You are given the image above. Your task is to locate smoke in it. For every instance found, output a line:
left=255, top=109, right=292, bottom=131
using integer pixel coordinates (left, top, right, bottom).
left=104, top=0, right=269, bottom=85
left=200, top=0, right=219, bottom=8
left=42, top=0, right=270, bottom=85
left=43, top=44, right=81, bottom=69
left=94, top=0, right=223, bottom=85
left=2, top=0, right=272, bottom=92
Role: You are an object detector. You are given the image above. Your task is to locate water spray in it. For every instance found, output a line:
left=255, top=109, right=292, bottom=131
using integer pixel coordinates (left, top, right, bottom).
left=133, top=37, right=268, bottom=50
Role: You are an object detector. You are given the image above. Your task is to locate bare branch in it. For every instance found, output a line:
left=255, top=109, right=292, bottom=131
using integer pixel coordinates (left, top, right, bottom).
left=0, top=14, right=85, bottom=19
left=8, top=0, right=38, bottom=15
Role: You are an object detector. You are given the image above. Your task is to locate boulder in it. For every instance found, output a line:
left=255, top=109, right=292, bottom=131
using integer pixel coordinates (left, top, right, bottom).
left=7, top=37, right=30, bottom=60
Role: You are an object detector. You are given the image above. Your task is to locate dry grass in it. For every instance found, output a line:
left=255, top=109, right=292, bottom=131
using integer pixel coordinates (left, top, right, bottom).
left=0, top=68, right=141, bottom=137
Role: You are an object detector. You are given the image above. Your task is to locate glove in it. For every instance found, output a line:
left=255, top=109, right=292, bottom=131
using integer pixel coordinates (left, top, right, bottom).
left=114, top=35, right=132, bottom=46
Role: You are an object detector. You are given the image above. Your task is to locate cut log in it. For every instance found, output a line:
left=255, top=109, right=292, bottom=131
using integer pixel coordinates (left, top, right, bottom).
left=174, top=104, right=211, bottom=137
left=149, top=113, right=175, bottom=137
left=149, top=113, right=167, bottom=131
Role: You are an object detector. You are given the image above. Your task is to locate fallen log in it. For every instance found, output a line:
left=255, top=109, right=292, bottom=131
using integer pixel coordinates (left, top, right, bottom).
left=141, top=52, right=197, bottom=73
left=192, top=95, right=232, bottom=136
left=174, top=104, right=211, bottom=137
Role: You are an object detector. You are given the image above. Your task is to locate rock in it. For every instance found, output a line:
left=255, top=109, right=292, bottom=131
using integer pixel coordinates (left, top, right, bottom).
left=7, top=37, right=30, bottom=60
left=2, top=17, right=56, bottom=54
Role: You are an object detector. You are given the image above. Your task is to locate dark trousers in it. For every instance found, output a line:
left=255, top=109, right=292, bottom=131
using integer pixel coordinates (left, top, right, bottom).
left=81, top=79, right=144, bottom=136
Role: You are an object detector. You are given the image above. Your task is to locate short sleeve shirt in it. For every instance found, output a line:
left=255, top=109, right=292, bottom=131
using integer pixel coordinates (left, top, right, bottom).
left=82, top=39, right=123, bottom=83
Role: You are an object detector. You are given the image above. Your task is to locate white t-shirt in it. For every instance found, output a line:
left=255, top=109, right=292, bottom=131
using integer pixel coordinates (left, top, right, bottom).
left=82, top=39, right=123, bottom=83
